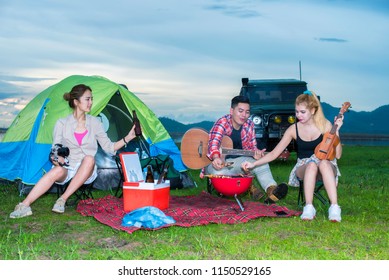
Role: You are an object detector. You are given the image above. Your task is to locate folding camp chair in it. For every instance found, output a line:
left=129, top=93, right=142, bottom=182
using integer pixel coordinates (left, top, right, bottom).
left=297, top=179, right=329, bottom=207
left=114, top=155, right=124, bottom=198
left=55, top=181, right=94, bottom=206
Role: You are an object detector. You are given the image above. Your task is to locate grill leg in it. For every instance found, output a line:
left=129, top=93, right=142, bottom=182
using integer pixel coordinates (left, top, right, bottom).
left=234, top=194, right=245, bottom=211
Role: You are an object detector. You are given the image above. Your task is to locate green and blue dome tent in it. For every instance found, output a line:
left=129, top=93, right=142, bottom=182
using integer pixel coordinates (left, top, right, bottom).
left=0, top=75, right=187, bottom=191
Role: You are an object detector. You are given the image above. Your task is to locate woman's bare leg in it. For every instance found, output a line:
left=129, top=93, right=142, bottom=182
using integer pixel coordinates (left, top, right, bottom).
left=318, top=160, right=338, bottom=205
left=296, top=162, right=318, bottom=205
left=22, top=166, right=67, bottom=206
left=60, top=155, right=95, bottom=201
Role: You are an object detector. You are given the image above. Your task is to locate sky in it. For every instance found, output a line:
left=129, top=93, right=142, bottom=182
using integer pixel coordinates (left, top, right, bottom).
left=1, top=0, right=388, bottom=128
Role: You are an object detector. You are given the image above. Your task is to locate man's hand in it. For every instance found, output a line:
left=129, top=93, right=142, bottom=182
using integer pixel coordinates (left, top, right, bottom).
left=212, top=157, right=224, bottom=170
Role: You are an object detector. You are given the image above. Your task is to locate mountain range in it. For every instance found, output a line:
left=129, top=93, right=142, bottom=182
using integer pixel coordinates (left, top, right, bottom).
left=160, top=102, right=389, bottom=138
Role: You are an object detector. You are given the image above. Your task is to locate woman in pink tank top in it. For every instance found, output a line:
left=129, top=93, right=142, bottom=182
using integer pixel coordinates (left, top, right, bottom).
left=10, top=84, right=138, bottom=219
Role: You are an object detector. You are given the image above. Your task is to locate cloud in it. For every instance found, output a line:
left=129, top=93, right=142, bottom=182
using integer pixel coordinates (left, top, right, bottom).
left=0, top=97, right=29, bottom=108
left=0, top=97, right=29, bottom=127
left=0, top=0, right=388, bottom=128
left=315, top=37, right=348, bottom=43
left=204, top=3, right=261, bottom=18
left=0, top=75, right=55, bottom=82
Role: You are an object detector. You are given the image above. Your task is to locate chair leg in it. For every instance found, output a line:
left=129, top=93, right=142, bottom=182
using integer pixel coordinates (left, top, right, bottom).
left=298, top=182, right=305, bottom=208
left=74, top=183, right=94, bottom=201
left=206, top=177, right=214, bottom=194
left=56, top=183, right=62, bottom=198
left=313, top=184, right=329, bottom=206
left=115, top=179, right=123, bottom=198
left=56, top=181, right=93, bottom=206
left=114, top=155, right=124, bottom=198
left=298, top=180, right=329, bottom=207
left=56, top=182, right=68, bottom=198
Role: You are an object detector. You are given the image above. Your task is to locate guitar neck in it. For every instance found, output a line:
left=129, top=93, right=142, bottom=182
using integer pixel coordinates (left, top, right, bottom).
left=221, top=148, right=255, bottom=157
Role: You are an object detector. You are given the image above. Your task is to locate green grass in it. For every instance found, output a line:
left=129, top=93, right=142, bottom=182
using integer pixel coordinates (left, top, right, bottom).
left=1, top=146, right=388, bottom=260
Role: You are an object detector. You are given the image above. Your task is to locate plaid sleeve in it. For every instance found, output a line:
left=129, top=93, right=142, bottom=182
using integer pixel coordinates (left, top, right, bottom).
left=242, top=120, right=258, bottom=151
left=207, top=117, right=228, bottom=160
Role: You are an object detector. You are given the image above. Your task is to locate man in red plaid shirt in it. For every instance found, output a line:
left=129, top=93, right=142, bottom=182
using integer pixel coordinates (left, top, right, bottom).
left=206, top=95, right=288, bottom=203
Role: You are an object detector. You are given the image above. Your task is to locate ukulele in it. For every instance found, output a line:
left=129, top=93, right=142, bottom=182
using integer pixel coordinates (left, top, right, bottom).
left=180, top=128, right=289, bottom=169
left=314, top=102, right=351, bottom=160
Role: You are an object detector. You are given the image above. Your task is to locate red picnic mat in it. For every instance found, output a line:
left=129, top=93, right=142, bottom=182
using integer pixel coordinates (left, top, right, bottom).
left=76, top=191, right=301, bottom=234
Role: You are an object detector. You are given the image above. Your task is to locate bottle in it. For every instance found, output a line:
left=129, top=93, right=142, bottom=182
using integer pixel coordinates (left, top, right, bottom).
left=134, top=148, right=140, bottom=157
left=157, top=164, right=169, bottom=184
left=141, top=150, right=148, bottom=159
left=132, top=110, right=142, bottom=137
left=153, top=169, right=160, bottom=181
left=145, top=165, right=154, bottom=183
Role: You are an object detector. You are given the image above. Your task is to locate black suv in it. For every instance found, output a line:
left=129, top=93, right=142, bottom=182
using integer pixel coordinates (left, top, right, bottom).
left=239, top=78, right=308, bottom=153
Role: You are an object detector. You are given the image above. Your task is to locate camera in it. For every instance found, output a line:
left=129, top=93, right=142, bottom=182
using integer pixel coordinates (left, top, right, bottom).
left=50, top=143, right=70, bottom=167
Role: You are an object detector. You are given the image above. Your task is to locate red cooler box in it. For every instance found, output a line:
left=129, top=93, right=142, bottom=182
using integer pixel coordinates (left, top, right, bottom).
left=119, top=152, right=170, bottom=212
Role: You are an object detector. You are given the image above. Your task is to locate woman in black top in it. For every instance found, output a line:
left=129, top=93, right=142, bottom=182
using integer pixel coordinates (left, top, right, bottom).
left=242, top=90, right=343, bottom=222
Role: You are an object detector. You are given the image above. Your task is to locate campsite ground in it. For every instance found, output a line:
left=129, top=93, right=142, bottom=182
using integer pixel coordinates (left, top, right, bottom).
left=0, top=146, right=388, bottom=260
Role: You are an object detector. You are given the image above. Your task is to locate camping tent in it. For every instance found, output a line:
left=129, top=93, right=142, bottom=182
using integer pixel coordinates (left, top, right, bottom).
left=0, top=75, right=187, bottom=192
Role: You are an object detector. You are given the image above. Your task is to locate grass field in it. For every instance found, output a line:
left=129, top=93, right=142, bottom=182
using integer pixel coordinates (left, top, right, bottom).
left=0, top=146, right=388, bottom=260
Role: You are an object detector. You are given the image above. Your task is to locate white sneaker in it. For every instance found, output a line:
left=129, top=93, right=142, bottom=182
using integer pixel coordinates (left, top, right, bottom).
left=10, top=203, right=32, bottom=219
left=52, top=197, right=66, bottom=213
left=301, top=204, right=316, bottom=220
left=328, top=204, right=341, bottom=222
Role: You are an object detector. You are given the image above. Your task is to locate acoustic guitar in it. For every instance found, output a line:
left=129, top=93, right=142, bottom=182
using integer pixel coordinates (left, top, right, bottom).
left=314, top=102, right=351, bottom=160
left=180, top=128, right=289, bottom=169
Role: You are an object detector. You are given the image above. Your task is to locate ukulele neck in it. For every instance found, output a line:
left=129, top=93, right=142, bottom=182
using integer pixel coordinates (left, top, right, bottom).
left=329, top=113, right=342, bottom=135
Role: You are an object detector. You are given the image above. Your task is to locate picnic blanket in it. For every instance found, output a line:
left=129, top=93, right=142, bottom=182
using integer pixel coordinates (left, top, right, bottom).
left=76, top=191, right=301, bottom=234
